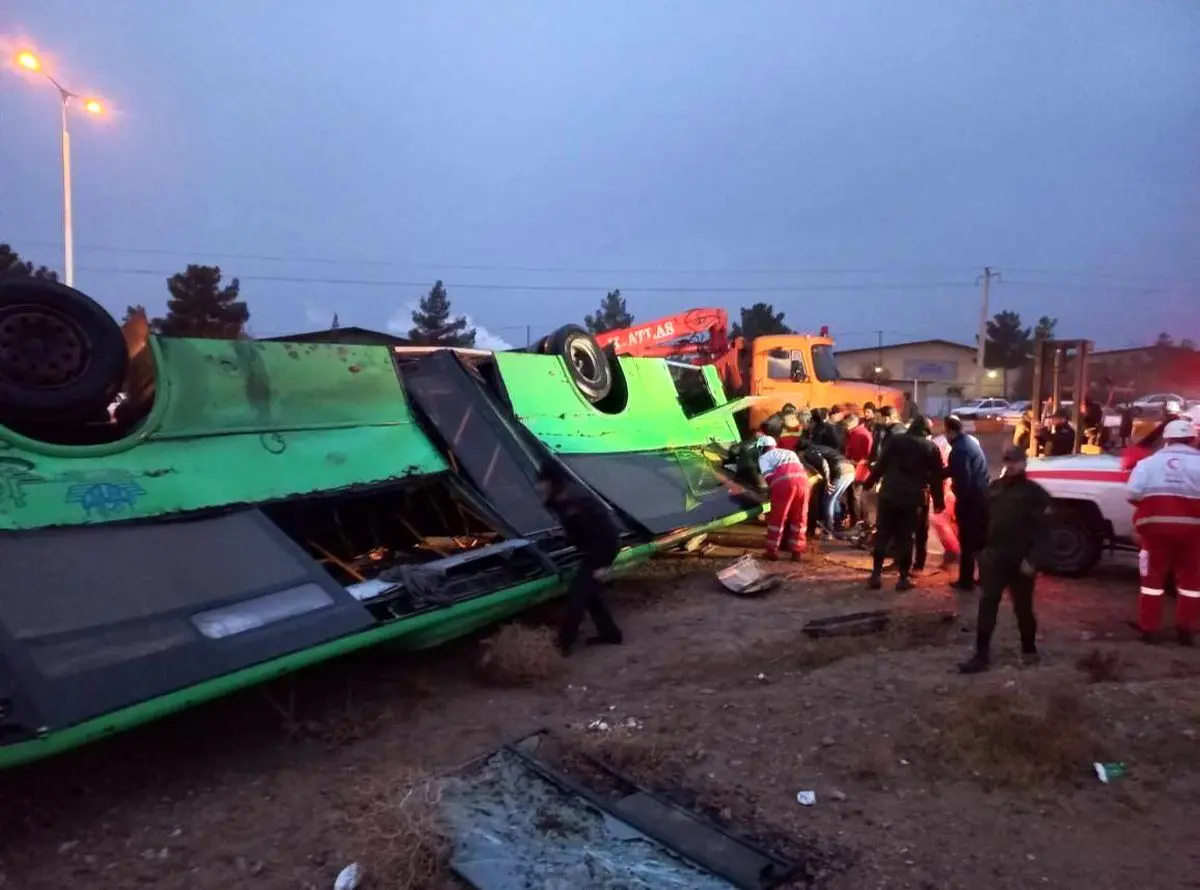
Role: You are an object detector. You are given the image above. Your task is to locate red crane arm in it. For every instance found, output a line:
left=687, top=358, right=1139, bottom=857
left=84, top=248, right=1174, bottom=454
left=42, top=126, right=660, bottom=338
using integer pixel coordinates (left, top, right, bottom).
left=594, top=308, right=730, bottom=356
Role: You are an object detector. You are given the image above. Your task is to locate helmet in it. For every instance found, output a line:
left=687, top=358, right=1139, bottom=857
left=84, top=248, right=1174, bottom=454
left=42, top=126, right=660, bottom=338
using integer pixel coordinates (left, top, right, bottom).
left=1163, top=419, right=1196, bottom=441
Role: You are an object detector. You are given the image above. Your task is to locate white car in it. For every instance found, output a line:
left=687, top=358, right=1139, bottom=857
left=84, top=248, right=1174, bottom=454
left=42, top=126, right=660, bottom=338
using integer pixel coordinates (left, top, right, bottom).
left=1130, top=393, right=1185, bottom=417
left=949, top=398, right=1010, bottom=419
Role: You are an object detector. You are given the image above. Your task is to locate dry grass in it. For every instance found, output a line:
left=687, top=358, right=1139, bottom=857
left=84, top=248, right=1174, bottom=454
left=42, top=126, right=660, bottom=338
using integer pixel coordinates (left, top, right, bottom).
left=1076, top=648, right=1126, bottom=684
left=851, top=737, right=899, bottom=788
left=476, top=623, right=564, bottom=686
left=937, top=689, right=1099, bottom=787
left=335, top=770, right=451, bottom=889
left=791, top=609, right=957, bottom=670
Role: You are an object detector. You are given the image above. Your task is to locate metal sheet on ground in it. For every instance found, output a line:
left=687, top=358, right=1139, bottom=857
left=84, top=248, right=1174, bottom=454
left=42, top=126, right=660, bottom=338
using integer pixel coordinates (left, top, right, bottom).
left=0, top=510, right=374, bottom=733
left=440, top=748, right=736, bottom=890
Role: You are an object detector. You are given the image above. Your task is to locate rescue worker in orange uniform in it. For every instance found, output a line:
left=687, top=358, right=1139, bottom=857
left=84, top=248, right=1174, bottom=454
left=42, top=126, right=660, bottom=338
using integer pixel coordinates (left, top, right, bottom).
left=756, top=436, right=810, bottom=560
left=1126, top=419, right=1200, bottom=646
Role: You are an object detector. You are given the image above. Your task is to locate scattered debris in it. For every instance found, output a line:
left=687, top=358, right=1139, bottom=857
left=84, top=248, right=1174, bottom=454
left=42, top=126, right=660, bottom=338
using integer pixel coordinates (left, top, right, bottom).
left=796, top=790, right=817, bottom=806
left=333, top=862, right=363, bottom=889
left=716, top=556, right=782, bottom=596
left=1093, top=762, right=1127, bottom=784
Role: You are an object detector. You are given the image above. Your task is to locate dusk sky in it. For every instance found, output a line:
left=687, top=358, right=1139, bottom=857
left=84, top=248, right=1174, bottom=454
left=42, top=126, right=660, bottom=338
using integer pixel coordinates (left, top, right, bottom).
left=3, top=1, right=1197, bottom=352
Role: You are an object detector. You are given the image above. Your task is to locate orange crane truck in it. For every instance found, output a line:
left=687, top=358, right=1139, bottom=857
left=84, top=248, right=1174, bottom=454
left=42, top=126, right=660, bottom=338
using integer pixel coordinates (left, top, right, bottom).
left=592, top=308, right=904, bottom=431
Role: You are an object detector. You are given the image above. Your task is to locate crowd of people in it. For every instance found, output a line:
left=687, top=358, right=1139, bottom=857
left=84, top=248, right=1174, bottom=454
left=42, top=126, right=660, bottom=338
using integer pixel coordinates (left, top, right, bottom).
left=539, top=394, right=1199, bottom=666
left=752, top=402, right=1069, bottom=673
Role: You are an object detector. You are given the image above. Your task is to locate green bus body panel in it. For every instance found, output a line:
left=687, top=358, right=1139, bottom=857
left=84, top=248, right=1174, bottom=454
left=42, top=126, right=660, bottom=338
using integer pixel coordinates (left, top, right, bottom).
left=0, top=339, right=447, bottom=531
left=0, top=508, right=755, bottom=770
left=494, top=353, right=740, bottom=454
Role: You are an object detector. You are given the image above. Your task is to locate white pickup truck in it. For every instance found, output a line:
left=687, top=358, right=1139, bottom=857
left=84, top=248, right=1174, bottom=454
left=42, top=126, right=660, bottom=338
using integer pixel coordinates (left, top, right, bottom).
left=1025, top=452, right=1136, bottom=576
left=1026, top=410, right=1200, bottom=576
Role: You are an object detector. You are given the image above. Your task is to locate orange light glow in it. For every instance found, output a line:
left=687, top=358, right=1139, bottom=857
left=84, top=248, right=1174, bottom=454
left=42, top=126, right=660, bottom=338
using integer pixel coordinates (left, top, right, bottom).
left=83, top=99, right=103, bottom=115
left=16, top=50, right=41, bottom=71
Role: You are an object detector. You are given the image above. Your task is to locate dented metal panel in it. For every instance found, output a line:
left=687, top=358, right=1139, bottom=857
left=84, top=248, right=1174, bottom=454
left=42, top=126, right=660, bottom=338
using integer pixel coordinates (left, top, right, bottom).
left=493, top=353, right=743, bottom=455
left=0, top=339, right=448, bottom=531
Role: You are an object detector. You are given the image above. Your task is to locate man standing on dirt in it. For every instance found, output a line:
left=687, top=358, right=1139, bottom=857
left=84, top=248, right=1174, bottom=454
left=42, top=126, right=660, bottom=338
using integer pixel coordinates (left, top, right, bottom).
left=1126, top=419, right=1200, bottom=646
left=535, top=463, right=624, bottom=656
left=755, top=436, right=810, bottom=560
left=959, top=446, right=1051, bottom=674
left=862, top=416, right=945, bottom=591
left=943, top=416, right=990, bottom=592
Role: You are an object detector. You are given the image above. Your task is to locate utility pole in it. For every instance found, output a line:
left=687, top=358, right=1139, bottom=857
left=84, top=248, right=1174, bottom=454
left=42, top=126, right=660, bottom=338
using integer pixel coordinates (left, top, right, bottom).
left=874, top=329, right=884, bottom=400
left=975, top=267, right=1000, bottom=397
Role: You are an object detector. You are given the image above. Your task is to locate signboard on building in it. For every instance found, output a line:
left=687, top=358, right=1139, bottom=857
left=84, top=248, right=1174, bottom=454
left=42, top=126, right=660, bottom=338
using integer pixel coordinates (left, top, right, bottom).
left=902, top=359, right=958, bottom=382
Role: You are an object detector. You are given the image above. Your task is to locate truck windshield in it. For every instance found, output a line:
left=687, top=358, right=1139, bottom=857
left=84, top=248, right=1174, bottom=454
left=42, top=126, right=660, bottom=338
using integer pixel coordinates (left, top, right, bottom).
left=811, top=345, right=841, bottom=382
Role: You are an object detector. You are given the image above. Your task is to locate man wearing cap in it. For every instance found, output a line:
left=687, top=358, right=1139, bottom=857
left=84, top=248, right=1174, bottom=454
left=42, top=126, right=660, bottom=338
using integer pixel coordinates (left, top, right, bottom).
left=959, top=446, right=1051, bottom=673
left=1126, top=419, right=1200, bottom=645
left=755, top=436, right=810, bottom=560
left=1121, top=399, right=1184, bottom=472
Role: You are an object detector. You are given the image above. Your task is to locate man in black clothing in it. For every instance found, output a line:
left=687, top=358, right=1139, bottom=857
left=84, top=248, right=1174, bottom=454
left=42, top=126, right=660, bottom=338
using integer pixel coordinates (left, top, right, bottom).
left=862, top=416, right=945, bottom=591
left=959, top=446, right=1051, bottom=674
left=535, top=463, right=624, bottom=655
left=810, top=408, right=841, bottom=452
left=870, top=405, right=905, bottom=463
left=1037, top=408, right=1077, bottom=457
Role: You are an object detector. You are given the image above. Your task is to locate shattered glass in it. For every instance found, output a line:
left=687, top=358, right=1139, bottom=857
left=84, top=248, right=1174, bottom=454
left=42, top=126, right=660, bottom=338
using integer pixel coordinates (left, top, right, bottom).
left=439, top=748, right=735, bottom=889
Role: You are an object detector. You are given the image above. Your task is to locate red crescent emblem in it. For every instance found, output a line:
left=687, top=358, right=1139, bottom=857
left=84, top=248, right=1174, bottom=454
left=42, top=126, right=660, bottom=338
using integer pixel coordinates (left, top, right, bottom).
left=1166, top=457, right=1181, bottom=470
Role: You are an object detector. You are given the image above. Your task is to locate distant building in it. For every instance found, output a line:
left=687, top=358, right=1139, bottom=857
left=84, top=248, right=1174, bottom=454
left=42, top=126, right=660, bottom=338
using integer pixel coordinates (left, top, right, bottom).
left=262, top=326, right=413, bottom=348
left=835, top=338, right=1004, bottom=415
left=1085, top=344, right=1200, bottom=399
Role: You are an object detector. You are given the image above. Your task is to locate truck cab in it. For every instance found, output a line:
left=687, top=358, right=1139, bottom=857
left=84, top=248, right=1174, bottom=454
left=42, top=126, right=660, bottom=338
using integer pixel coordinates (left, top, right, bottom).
left=748, top=333, right=904, bottom=430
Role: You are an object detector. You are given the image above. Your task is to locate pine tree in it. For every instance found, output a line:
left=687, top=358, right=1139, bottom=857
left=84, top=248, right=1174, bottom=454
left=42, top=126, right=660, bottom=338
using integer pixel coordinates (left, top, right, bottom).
left=729, top=303, right=791, bottom=340
left=0, top=243, right=58, bottom=280
left=407, top=281, right=476, bottom=347
left=152, top=264, right=249, bottom=339
left=584, top=289, right=633, bottom=333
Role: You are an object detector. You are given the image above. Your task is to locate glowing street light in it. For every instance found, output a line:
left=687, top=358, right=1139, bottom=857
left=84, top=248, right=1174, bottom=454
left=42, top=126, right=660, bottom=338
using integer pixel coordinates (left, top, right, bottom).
left=12, top=47, right=109, bottom=288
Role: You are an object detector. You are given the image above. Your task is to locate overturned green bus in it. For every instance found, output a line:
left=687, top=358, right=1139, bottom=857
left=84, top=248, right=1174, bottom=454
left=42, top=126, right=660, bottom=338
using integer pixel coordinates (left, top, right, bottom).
left=0, top=279, right=763, bottom=768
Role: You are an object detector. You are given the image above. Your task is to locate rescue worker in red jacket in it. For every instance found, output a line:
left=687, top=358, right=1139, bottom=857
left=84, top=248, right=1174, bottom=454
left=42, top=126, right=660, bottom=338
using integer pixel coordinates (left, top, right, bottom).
left=1126, top=419, right=1200, bottom=645
left=756, top=436, right=810, bottom=560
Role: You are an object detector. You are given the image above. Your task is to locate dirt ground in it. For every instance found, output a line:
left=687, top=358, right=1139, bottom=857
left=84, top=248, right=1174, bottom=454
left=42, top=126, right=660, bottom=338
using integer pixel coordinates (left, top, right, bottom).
left=1, top=535, right=1198, bottom=890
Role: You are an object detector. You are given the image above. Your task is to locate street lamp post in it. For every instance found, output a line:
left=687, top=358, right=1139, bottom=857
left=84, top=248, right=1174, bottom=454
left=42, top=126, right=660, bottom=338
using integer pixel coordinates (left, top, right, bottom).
left=15, top=51, right=104, bottom=289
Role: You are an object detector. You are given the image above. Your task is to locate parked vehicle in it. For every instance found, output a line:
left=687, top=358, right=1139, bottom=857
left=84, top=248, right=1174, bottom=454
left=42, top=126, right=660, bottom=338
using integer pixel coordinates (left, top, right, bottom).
left=0, top=278, right=763, bottom=767
left=591, top=309, right=905, bottom=431
left=948, top=398, right=1010, bottom=419
left=1130, top=392, right=1186, bottom=417
left=999, top=400, right=1032, bottom=424
left=1026, top=417, right=1200, bottom=575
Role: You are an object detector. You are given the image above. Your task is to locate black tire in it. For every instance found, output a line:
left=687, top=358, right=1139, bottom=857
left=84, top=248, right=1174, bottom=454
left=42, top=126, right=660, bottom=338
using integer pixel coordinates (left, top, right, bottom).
left=547, top=324, right=612, bottom=404
left=0, top=278, right=129, bottom=425
left=1042, top=503, right=1103, bottom=577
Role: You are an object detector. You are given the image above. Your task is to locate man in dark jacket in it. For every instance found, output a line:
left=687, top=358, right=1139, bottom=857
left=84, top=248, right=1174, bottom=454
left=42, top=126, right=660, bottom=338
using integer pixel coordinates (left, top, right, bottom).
left=1037, top=408, right=1077, bottom=457
left=810, top=408, right=843, bottom=453
left=869, top=405, right=906, bottom=463
left=536, top=463, right=623, bottom=655
left=943, top=415, right=990, bottom=591
left=959, top=446, right=1052, bottom=673
left=862, top=416, right=945, bottom=590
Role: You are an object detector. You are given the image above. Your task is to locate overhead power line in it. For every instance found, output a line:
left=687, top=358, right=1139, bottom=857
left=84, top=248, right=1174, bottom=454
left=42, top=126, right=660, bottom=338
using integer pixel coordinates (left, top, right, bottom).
left=19, top=239, right=1196, bottom=284
left=76, top=265, right=980, bottom=294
